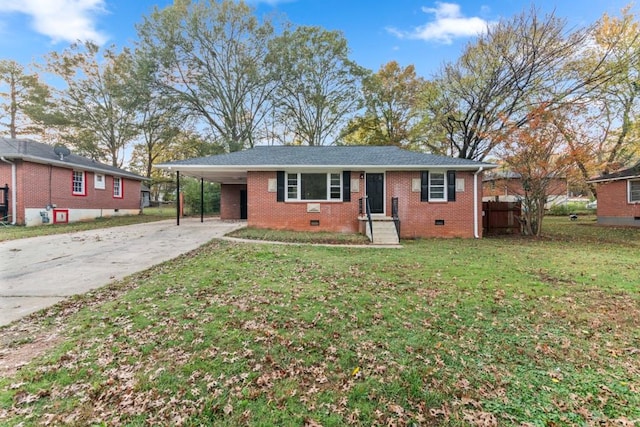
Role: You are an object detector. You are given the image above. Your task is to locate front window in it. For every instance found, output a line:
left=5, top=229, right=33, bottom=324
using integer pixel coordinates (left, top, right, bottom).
left=113, top=177, right=123, bottom=198
left=630, top=180, right=640, bottom=203
left=286, top=172, right=342, bottom=201
left=429, top=172, right=446, bottom=201
left=72, top=171, right=85, bottom=196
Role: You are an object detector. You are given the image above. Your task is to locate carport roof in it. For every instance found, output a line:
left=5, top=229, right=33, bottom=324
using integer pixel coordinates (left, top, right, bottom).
left=156, top=146, right=496, bottom=183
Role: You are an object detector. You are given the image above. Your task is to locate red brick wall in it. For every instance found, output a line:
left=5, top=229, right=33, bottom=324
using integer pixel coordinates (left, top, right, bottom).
left=244, top=170, right=482, bottom=238
left=220, top=184, right=246, bottom=220
left=0, top=160, right=141, bottom=224
left=597, top=180, right=640, bottom=218
left=247, top=171, right=364, bottom=233
left=387, top=171, right=478, bottom=238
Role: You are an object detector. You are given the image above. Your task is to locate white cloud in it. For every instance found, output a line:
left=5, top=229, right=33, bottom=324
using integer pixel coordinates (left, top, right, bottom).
left=388, top=2, right=492, bottom=44
left=0, top=0, right=108, bottom=45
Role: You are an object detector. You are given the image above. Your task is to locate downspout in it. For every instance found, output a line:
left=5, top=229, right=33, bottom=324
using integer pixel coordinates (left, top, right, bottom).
left=1, top=157, right=17, bottom=225
left=473, top=167, right=484, bottom=239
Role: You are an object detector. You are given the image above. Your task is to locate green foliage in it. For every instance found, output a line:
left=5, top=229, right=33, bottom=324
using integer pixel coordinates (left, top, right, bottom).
left=340, top=61, right=427, bottom=149
left=267, top=25, right=366, bottom=145
left=180, top=178, right=220, bottom=215
left=45, top=42, right=139, bottom=167
left=0, top=60, right=56, bottom=139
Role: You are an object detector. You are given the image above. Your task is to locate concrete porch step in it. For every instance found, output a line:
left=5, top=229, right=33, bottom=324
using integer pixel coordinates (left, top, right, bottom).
left=365, top=217, right=400, bottom=245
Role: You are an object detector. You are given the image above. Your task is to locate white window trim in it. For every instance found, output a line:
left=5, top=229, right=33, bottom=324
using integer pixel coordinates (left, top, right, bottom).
left=285, top=171, right=343, bottom=202
left=94, top=173, right=105, bottom=190
left=72, top=170, right=85, bottom=196
left=629, top=179, right=640, bottom=203
left=429, top=171, right=447, bottom=202
left=113, top=177, right=123, bottom=198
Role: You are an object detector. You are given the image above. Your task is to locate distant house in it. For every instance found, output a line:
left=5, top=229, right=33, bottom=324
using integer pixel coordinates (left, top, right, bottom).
left=587, top=162, right=640, bottom=227
left=482, top=170, right=568, bottom=207
left=0, top=138, right=146, bottom=226
left=156, top=146, right=496, bottom=242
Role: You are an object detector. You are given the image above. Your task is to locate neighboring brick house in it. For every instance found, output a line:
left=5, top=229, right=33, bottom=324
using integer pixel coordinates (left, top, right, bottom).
left=482, top=170, right=568, bottom=207
left=587, top=162, right=640, bottom=227
left=0, top=138, right=146, bottom=226
left=156, top=146, right=496, bottom=242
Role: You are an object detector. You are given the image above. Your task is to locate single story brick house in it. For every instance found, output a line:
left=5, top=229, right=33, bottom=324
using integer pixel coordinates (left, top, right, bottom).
left=482, top=170, right=568, bottom=207
left=0, top=138, right=146, bottom=226
left=587, top=162, right=640, bottom=227
left=156, top=146, right=496, bottom=241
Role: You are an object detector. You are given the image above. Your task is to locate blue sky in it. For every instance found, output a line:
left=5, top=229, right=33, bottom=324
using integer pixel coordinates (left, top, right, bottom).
left=0, top=0, right=637, bottom=78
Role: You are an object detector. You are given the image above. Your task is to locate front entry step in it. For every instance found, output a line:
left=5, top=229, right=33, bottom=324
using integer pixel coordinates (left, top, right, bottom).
left=361, top=217, right=399, bottom=245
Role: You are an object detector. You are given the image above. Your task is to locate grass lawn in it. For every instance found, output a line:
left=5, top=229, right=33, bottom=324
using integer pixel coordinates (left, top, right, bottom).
left=0, top=207, right=178, bottom=242
left=0, top=216, right=638, bottom=425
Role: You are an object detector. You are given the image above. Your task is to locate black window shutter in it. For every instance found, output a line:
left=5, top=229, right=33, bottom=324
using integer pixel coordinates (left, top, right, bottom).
left=342, top=171, right=351, bottom=202
left=447, top=171, right=456, bottom=201
left=420, top=171, right=429, bottom=202
left=276, top=171, right=285, bottom=202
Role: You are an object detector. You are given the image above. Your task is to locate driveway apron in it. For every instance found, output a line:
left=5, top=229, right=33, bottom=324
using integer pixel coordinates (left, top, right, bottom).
left=0, top=218, right=245, bottom=326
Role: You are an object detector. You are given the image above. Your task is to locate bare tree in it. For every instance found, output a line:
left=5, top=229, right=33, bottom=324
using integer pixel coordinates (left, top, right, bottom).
left=136, top=0, right=277, bottom=152
left=428, top=7, right=619, bottom=160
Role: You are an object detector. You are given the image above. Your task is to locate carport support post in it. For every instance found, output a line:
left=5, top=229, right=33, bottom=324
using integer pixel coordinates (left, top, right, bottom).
left=176, top=171, right=180, bottom=226
left=200, top=178, right=204, bottom=223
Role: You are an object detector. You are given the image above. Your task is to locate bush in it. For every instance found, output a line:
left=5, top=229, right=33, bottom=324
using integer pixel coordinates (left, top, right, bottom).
left=181, top=178, right=220, bottom=215
left=547, top=202, right=589, bottom=216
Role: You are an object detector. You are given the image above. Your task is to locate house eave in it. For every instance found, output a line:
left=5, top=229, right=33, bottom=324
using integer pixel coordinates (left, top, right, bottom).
left=5, top=154, right=147, bottom=181
left=587, top=174, right=640, bottom=184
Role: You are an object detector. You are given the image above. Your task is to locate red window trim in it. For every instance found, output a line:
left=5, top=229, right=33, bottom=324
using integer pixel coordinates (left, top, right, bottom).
left=72, top=170, right=87, bottom=196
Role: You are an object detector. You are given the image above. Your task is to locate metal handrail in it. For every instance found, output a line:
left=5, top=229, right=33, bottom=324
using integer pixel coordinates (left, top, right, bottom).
left=391, top=197, right=400, bottom=237
left=359, top=197, right=373, bottom=241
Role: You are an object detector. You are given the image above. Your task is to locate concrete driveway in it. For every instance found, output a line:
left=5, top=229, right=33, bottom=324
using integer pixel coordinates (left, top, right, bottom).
left=0, top=218, right=246, bottom=326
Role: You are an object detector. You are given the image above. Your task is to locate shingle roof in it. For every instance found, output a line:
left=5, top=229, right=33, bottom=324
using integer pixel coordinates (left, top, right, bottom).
left=0, top=138, right=145, bottom=181
left=588, top=162, right=640, bottom=183
left=159, top=146, right=495, bottom=169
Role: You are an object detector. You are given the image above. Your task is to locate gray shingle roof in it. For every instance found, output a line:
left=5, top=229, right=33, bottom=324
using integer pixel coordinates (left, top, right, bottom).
left=588, top=162, right=640, bottom=183
left=159, top=146, right=495, bottom=169
left=0, top=138, right=146, bottom=181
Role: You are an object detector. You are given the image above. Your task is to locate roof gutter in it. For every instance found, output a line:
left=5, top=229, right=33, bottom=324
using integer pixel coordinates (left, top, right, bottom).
left=473, top=166, right=484, bottom=239
left=0, top=157, right=17, bottom=225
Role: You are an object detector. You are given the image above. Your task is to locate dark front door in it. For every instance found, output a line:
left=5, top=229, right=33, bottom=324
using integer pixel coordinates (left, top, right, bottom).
left=240, top=190, right=247, bottom=219
left=366, top=173, right=384, bottom=214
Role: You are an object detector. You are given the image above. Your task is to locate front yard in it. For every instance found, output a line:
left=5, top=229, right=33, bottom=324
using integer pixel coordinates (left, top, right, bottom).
left=0, top=216, right=638, bottom=425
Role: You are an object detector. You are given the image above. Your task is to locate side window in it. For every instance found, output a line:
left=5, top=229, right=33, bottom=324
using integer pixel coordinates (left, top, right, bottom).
left=113, top=177, right=123, bottom=198
left=429, top=172, right=446, bottom=201
left=72, top=171, right=86, bottom=196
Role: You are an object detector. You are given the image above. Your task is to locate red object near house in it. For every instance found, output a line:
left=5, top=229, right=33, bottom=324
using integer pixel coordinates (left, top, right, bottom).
left=0, top=138, right=146, bottom=226
left=588, top=163, right=640, bottom=227
left=157, top=146, right=497, bottom=242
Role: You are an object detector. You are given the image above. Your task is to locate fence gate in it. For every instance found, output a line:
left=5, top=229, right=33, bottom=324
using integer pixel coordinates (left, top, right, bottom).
left=482, top=201, right=522, bottom=235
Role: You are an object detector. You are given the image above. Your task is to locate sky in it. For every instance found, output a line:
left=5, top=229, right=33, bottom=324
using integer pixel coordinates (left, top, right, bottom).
left=0, top=0, right=637, bottom=79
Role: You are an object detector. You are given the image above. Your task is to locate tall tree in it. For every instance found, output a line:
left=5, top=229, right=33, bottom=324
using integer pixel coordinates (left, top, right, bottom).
left=499, top=105, right=575, bottom=236
left=268, top=26, right=365, bottom=146
left=127, top=55, right=185, bottom=179
left=566, top=5, right=640, bottom=193
left=341, top=61, right=426, bottom=149
left=427, top=7, right=617, bottom=160
left=45, top=42, right=139, bottom=167
left=0, top=60, right=53, bottom=139
left=136, top=0, right=276, bottom=152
